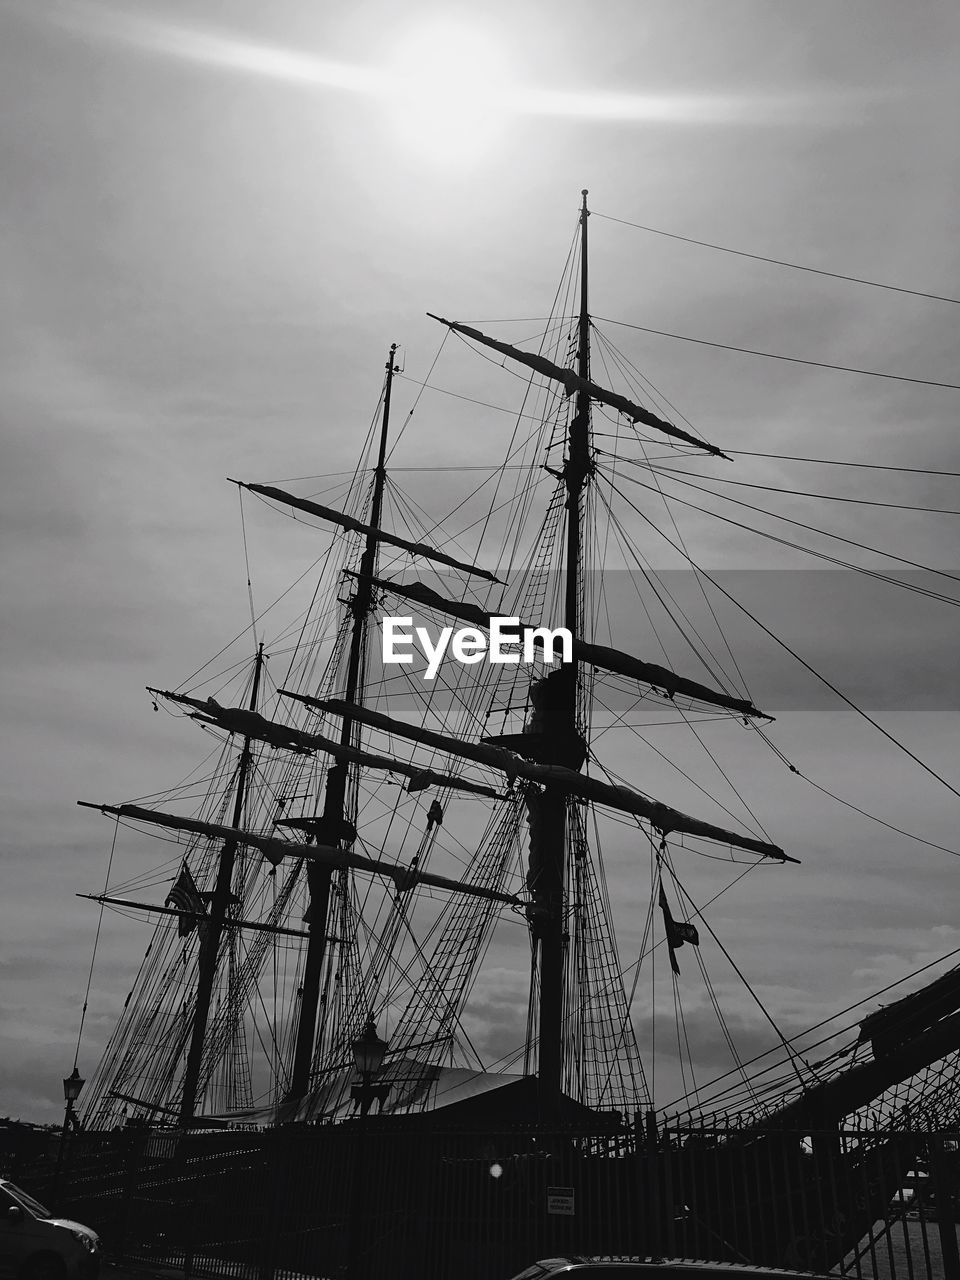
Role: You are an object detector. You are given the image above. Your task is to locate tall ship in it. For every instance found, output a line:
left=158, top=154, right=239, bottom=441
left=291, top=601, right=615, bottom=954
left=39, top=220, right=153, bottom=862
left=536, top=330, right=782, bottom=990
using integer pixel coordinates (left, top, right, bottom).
left=69, top=193, right=960, bottom=1276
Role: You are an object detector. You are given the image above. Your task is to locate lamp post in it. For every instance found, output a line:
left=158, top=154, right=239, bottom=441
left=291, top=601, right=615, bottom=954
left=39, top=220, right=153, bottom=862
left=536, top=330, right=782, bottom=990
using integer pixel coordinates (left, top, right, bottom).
left=53, top=1067, right=84, bottom=1207
left=348, top=1018, right=389, bottom=1278
left=350, top=1017, right=390, bottom=1115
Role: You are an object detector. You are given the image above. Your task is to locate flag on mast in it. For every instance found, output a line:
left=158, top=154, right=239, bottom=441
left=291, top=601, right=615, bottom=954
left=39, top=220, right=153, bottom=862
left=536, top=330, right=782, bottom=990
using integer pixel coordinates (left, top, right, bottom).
left=658, top=882, right=699, bottom=975
left=165, top=864, right=207, bottom=938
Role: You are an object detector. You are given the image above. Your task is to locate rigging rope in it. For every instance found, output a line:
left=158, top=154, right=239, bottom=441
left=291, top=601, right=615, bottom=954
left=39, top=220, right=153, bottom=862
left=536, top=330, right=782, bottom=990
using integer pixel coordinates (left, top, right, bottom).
left=626, top=423, right=752, bottom=697
left=752, top=725, right=960, bottom=860
left=668, top=860, right=814, bottom=1094
left=74, top=814, right=121, bottom=1072
left=238, top=486, right=259, bottom=646
left=604, top=471, right=960, bottom=803
left=591, top=474, right=748, bottom=695
left=650, top=464, right=960, bottom=516
left=592, top=210, right=960, bottom=306
left=595, top=315, right=960, bottom=391
left=385, top=339, right=436, bottom=462
left=730, top=450, right=960, bottom=478
left=604, top=454, right=960, bottom=596
left=609, top=463, right=960, bottom=606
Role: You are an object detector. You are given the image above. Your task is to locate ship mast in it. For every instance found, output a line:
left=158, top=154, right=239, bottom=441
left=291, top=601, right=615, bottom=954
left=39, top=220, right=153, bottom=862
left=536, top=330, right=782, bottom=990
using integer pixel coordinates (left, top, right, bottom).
left=566, top=189, right=591, bottom=645
left=287, top=343, right=399, bottom=1102
left=535, top=191, right=591, bottom=1112
left=179, top=641, right=264, bottom=1125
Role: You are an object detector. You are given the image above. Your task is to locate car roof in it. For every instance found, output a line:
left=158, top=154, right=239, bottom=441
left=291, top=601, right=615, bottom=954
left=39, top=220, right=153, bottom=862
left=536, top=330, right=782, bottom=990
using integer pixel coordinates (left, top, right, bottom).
left=518, top=1260, right=836, bottom=1278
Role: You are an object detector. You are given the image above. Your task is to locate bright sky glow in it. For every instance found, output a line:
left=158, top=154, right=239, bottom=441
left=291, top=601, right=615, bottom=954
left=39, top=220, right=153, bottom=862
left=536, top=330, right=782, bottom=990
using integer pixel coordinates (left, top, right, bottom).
left=381, top=19, right=516, bottom=165
left=47, top=3, right=848, bottom=139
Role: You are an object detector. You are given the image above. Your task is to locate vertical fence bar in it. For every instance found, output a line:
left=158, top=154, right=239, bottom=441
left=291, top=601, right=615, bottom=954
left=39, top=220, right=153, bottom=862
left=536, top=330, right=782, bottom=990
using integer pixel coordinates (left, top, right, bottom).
left=863, top=1130, right=898, bottom=1280
left=116, top=1129, right=146, bottom=1259
left=917, top=1138, right=935, bottom=1280
left=896, top=1137, right=918, bottom=1280
left=181, top=1194, right=195, bottom=1280
left=665, top=1126, right=680, bottom=1254
left=862, top=1156, right=882, bottom=1280
left=930, top=1135, right=960, bottom=1280
left=258, top=1126, right=286, bottom=1280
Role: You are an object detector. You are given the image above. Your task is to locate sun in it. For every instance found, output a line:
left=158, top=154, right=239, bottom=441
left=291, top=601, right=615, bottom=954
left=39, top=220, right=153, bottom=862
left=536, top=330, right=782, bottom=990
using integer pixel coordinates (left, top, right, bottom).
left=380, top=19, right=516, bottom=165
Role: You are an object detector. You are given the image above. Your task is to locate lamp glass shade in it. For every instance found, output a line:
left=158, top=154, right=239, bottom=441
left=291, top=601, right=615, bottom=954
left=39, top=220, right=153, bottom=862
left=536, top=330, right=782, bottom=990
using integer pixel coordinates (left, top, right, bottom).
left=351, top=1017, right=388, bottom=1077
left=63, top=1067, right=85, bottom=1103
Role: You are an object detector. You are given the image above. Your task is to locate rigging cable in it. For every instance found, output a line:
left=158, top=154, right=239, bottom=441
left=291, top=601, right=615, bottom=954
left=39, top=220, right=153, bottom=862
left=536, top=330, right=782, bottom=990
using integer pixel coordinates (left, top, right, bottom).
left=594, top=315, right=960, bottom=392
left=390, top=886, right=487, bottom=1072
left=385, top=338, right=439, bottom=463
left=605, top=453, right=960, bottom=596
left=592, top=320, right=710, bottom=466
left=649, top=465, right=960, bottom=517
left=592, top=326, right=753, bottom=699
left=591, top=474, right=747, bottom=694
left=658, top=849, right=759, bottom=1105
left=397, top=374, right=551, bottom=425
left=587, top=803, right=652, bottom=1107
left=752, top=725, right=960, bottom=861
left=174, top=515, right=346, bottom=693
left=479, top=229, right=581, bottom=573
left=602, top=461, right=960, bottom=607
left=730, top=451, right=960, bottom=479
left=667, top=858, right=815, bottom=1093
left=73, top=814, right=121, bottom=1076
left=238, top=486, right=259, bottom=646
left=678, top=941, right=960, bottom=1115
left=604, top=471, right=960, bottom=804
left=589, top=688, right=766, bottom=839
left=592, top=210, right=960, bottom=306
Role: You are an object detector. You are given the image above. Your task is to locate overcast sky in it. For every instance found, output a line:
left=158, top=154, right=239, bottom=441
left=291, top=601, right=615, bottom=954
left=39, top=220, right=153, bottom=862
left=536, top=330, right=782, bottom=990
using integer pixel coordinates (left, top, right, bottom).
left=2, top=0, right=959, bottom=1123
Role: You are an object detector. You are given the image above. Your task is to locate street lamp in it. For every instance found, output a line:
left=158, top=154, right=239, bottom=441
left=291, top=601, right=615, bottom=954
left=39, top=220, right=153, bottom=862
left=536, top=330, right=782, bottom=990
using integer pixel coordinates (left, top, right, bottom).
left=350, top=1017, right=390, bottom=1115
left=53, top=1066, right=84, bottom=1205
left=63, top=1067, right=85, bottom=1110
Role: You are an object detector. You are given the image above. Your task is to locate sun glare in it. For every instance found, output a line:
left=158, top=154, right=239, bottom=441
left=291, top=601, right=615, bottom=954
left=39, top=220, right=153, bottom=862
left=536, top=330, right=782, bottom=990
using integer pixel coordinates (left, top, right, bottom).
left=382, top=20, right=516, bottom=165
left=53, top=6, right=821, bottom=147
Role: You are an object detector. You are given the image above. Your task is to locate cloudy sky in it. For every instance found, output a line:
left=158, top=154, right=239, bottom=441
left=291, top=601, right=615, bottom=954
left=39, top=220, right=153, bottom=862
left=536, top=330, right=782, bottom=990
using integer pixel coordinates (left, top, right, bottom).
left=2, top=0, right=959, bottom=1122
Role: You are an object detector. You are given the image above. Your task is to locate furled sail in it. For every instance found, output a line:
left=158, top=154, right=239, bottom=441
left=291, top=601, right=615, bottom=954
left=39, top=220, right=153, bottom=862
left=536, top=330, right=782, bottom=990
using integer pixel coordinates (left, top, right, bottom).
left=859, top=966, right=960, bottom=1059
left=151, top=690, right=318, bottom=754
left=153, top=690, right=503, bottom=800
left=347, top=574, right=769, bottom=720
left=77, top=802, right=522, bottom=905
left=302, top=699, right=793, bottom=862
left=768, top=1010, right=960, bottom=1129
left=427, top=315, right=729, bottom=459
left=234, top=481, right=500, bottom=581
left=77, top=893, right=309, bottom=938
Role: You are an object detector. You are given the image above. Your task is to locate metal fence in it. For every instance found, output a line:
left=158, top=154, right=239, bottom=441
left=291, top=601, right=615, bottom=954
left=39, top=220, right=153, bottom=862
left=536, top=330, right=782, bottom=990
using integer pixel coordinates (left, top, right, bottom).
left=15, top=1120, right=960, bottom=1280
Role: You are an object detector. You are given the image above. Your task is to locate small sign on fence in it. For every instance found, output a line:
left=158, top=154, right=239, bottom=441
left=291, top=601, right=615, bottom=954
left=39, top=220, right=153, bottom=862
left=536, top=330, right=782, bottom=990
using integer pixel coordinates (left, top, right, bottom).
left=546, top=1185, right=575, bottom=1216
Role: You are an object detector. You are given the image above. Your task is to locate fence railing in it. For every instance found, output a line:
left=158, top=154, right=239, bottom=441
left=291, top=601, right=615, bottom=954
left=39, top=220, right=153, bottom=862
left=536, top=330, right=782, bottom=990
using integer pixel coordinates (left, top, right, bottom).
left=14, top=1120, right=960, bottom=1280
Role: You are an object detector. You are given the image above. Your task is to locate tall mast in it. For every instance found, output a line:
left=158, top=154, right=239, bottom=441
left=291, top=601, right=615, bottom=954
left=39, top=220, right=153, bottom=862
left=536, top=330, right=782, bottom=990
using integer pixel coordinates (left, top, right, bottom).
left=566, top=189, right=591, bottom=646
left=287, top=343, right=399, bottom=1102
left=179, top=642, right=264, bottom=1125
left=535, top=192, right=591, bottom=1112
